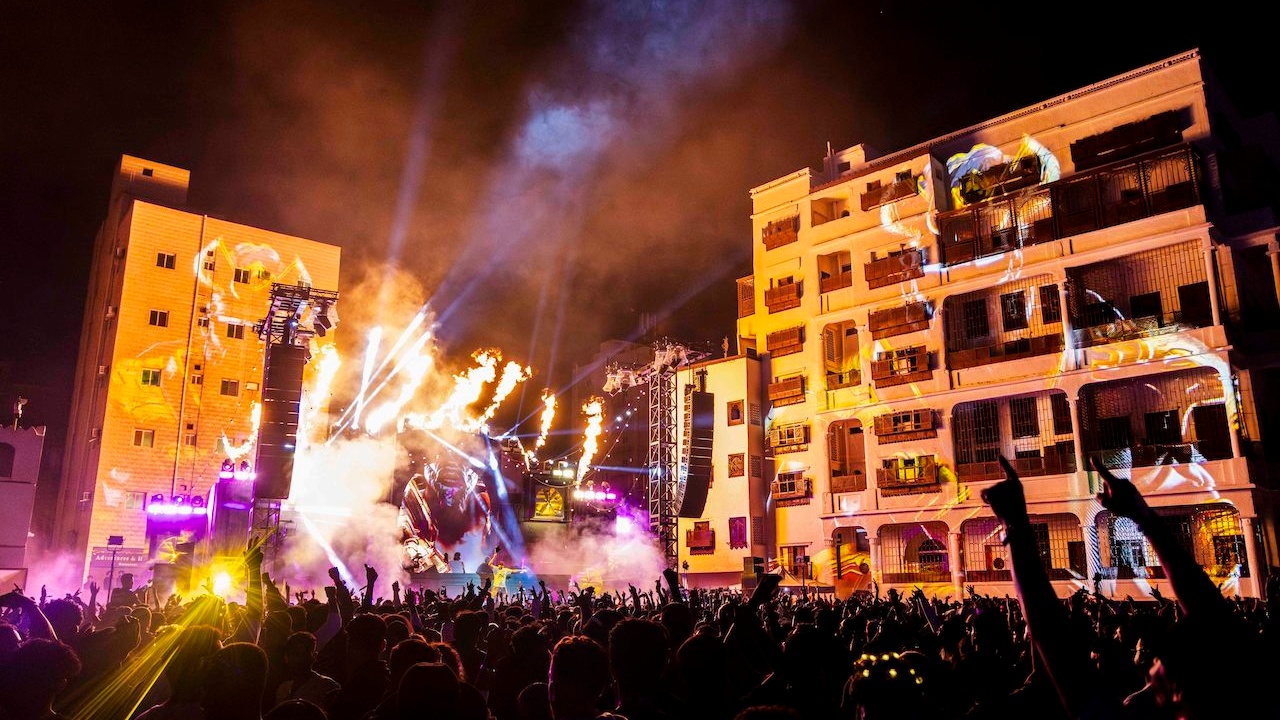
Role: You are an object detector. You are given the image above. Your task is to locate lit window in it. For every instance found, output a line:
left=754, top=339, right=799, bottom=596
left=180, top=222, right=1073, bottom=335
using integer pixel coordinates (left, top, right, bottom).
left=220, top=379, right=240, bottom=397
left=141, top=368, right=161, bottom=387
left=133, top=429, right=155, bottom=447
left=226, top=323, right=245, bottom=339
left=125, top=491, right=147, bottom=510
left=256, top=268, right=272, bottom=281
left=156, top=252, right=176, bottom=269
left=233, top=268, right=251, bottom=284
left=149, top=310, right=169, bottom=327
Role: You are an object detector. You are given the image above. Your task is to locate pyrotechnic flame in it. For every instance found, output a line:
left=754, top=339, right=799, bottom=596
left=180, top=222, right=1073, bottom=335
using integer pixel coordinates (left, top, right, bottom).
left=222, top=402, right=262, bottom=461
left=535, top=389, right=556, bottom=450
left=403, top=349, right=499, bottom=431
left=299, top=343, right=342, bottom=451
left=577, top=397, right=604, bottom=483
left=470, top=360, right=532, bottom=432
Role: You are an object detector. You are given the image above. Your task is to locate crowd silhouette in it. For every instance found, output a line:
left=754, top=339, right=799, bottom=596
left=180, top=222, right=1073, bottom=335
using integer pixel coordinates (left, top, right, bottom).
left=2, top=457, right=1277, bottom=720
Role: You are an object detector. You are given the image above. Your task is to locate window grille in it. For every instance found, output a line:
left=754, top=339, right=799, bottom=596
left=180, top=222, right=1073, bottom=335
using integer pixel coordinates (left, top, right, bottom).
left=1066, top=240, right=1211, bottom=346
left=945, top=273, right=1058, bottom=352
left=750, top=455, right=762, bottom=478
left=1098, top=504, right=1246, bottom=579
left=953, top=391, right=1075, bottom=478
left=1079, top=367, right=1230, bottom=469
left=727, top=401, right=744, bottom=425
left=878, top=522, right=950, bottom=582
left=737, top=277, right=755, bottom=317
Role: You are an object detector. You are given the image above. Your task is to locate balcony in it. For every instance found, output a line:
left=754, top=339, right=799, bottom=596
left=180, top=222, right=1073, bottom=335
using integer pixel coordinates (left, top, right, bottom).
left=820, top=269, right=853, bottom=294
left=861, top=175, right=920, bottom=211
left=947, top=333, right=1064, bottom=370
left=767, top=376, right=806, bottom=407
left=762, top=215, right=800, bottom=250
left=865, top=248, right=926, bottom=289
left=938, top=144, right=1202, bottom=267
left=870, top=346, right=931, bottom=388
left=736, top=277, right=755, bottom=318
left=1072, top=310, right=1201, bottom=349
left=764, top=282, right=802, bottom=313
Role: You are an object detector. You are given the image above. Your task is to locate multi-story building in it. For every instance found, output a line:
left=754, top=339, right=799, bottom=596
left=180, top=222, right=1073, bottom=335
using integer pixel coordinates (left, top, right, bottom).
left=680, top=49, right=1280, bottom=598
left=53, top=155, right=342, bottom=582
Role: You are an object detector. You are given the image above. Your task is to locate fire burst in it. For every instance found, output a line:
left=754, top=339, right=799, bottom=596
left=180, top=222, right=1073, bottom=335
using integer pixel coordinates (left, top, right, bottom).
left=577, top=397, right=604, bottom=483
left=535, top=389, right=556, bottom=450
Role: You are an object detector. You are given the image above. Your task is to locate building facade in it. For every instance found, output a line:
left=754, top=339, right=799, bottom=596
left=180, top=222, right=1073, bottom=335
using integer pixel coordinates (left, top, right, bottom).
left=674, top=50, right=1280, bottom=598
left=53, top=155, right=342, bottom=581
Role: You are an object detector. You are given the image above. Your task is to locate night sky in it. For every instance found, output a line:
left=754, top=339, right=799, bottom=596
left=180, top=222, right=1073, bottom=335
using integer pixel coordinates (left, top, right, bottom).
left=0, top=1, right=1267, bottom=447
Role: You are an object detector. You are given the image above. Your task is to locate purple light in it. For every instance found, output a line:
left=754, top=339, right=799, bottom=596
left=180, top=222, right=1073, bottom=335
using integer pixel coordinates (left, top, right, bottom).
left=147, top=503, right=207, bottom=516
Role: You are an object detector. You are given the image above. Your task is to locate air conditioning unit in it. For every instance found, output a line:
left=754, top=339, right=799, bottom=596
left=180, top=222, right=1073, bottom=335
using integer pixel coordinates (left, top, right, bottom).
left=97, top=365, right=107, bottom=377
left=105, top=306, right=116, bottom=319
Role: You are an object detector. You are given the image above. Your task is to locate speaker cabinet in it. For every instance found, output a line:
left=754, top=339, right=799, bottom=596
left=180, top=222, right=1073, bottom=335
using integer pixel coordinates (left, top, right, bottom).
left=678, top=391, right=714, bottom=518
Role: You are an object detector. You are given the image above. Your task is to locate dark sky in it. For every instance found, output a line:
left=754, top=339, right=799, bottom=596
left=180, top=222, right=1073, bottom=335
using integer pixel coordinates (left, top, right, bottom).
left=0, top=1, right=1266, bottom=440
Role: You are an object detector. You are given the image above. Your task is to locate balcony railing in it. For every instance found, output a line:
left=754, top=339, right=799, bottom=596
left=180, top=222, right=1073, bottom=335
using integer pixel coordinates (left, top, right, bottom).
left=861, top=175, right=920, bottom=211
left=865, top=249, right=926, bottom=289
left=767, top=376, right=806, bottom=406
left=870, top=346, right=931, bottom=387
left=768, top=424, right=811, bottom=454
left=1093, top=440, right=1230, bottom=470
left=877, top=456, right=939, bottom=496
left=829, top=472, right=867, bottom=493
left=956, top=445, right=1077, bottom=480
left=762, top=216, right=800, bottom=250
left=873, top=410, right=937, bottom=443
left=766, top=327, right=804, bottom=357
left=869, top=301, right=931, bottom=340
left=764, top=282, right=802, bottom=313
left=771, top=477, right=812, bottom=500
left=820, top=269, right=853, bottom=293
left=947, top=333, right=1065, bottom=370
left=1072, top=311, right=1199, bottom=349
left=686, top=528, right=715, bottom=555
left=938, top=144, right=1202, bottom=267
left=826, top=369, right=860, bottom=390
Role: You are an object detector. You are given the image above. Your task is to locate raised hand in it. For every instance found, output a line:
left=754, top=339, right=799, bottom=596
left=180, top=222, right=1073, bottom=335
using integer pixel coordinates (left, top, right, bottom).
left=1090, top=454, right=1149, bottom=522
left=981, top=455, right=1031, bottom=529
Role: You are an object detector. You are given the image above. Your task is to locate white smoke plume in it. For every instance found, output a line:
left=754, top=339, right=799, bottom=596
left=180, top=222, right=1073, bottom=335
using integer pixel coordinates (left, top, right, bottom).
left=525, top=502, right=666, bottom=592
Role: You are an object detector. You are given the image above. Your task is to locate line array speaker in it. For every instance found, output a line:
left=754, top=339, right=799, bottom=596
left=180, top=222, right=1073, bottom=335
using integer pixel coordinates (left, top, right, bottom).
left=678, top=391, right=714, bottom=518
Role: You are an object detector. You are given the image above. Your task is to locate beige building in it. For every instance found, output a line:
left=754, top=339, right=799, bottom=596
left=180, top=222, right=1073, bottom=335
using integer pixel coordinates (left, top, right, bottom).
left=53, top=155, right=341, bottom=582
left=678, top=49, right=1280, bottom=598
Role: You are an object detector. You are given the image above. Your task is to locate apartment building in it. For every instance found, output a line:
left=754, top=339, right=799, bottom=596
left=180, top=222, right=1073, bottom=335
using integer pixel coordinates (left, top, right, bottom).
left=702, top=49, right=1280, bottom=598
left=53, top=155, right=342, bottom=581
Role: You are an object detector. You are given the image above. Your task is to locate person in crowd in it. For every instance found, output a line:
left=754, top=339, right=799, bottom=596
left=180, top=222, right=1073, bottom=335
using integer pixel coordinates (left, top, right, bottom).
left=0, top=638, right=81, bottom=720
left=273, top=631, right=340, bottom=714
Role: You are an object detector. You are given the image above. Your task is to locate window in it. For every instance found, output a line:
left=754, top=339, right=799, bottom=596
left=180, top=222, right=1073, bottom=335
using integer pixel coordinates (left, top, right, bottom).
left=1130, top=291, right=1163, bottom=321
left=233, top=268, right=251, bottom=284
left=1145, top=410, right=1182, bottom=445
left=1039, top=285, right=1062, bottom=323
left=1010, top=396, right=1040, bottom=438
left=823, top=320, right=860, bottom=389
left=203, top=250, right=216, bottom=272
left=729, top=517, right=748, bottom=549
left=141, top=167, right=154, bottom=177
left=962, top=299, right=990, bottom=339
left=779, top=545, right=811, bottom=577
left=190, top=373, right=203, bottom=385
left=1052, top=393, right=1073, bottom=434
left=220, top=379, right=240, bottom=397
left=728, top=453, right=745, bottom=477
left=1001, top=291, right=1029, bottom=331
left=256, top=268, right=272, bottom=281
left=141, top=368, right=161, bottom=387
left=197, top=317, right=210, bottom=328
left=133, top=429, right=155, bottom=447
left=727, top=400, right=744, bottom=426
left=149, top=310, right=169, bottom=327
left=896, top=169, right=913, bottom=183
left=125, top=491, right=147, bottom=510
left=156, top=252, right=176, bottom=269
left=184, top=433, right=197, bottom=446
left=226, top=323, right=246, bottom=340
left=775, top=470, right=804, bottom=495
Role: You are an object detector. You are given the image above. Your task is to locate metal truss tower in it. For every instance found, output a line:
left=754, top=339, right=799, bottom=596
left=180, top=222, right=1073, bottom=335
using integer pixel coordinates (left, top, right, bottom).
left=647, top=360, right=678, bottom=569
